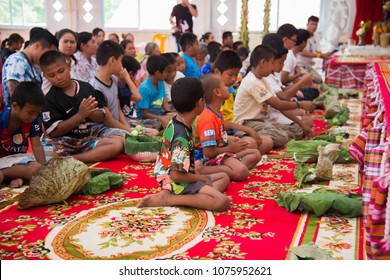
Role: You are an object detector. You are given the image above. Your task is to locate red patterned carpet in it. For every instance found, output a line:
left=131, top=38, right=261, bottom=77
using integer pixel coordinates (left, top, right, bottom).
left=0, top=108, right=365, bottom=260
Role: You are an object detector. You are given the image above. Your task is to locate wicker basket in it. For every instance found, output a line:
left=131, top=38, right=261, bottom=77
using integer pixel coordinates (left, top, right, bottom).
left=128, top=151, right=159, bottom=162
left=125, top=134, right=161, bottom=162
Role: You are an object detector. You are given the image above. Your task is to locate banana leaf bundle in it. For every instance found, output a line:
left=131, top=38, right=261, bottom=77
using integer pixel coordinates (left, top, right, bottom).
left=275, top=191, right=362, bottom=217
left=319, top=83, right=359, bottom=99
left=285, top=140, right=354, bottom=163
left=322, top=90, right=342, bottom=119
left=325, top=107, right=350, bottom=127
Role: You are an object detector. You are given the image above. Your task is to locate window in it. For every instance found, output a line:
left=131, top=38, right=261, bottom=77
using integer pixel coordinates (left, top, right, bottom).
left=236, top=0, right=320, bottom=32
left=103, top=0, right=177, bottom=30
left=0, top=0, right=46, bottom=26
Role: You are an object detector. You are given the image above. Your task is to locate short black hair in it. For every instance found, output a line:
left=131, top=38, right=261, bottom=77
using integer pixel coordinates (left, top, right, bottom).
left=24, top=27, right=45, bottom=49
left=214, top=50, right=242, bottom=73
left=161, top=52, right=176, bottom=65
left=250, top=44, right=275, bottom=67
left=207, top=41, right=222, bottom=63
left=200, top=32, right=212, bottom=42
left=77, top=32, right=93, bottom=51
left=179, top=32, right=197, bottom=52
left=233, top=41, right=244, bottom=50
left=200, top=73, right=222, bottom=104
left=171, top=77, right=204, bottom=113
left=92, top=27, right=105, bottom=37
left=276, top=23, right=298, bottom=39
left=308, top=15, right=319, bottom=23
left=236, top=47, right=249, bottom=59
left=109, top=33, right=119, bottom=41
left=146, top=55, right=170, bottom=75
left=11, top=82, right=44, bottom=108
left=222, top=31, right=233, bottom=40
left=96, top=40, right=124, bottom=66
left=262, top=33, right=287, bottom=59
left=296, top=29, right=311, bottom=46
left=29, top=30, right=58, bottom=49
left=55, top=28, right=77, bottom=42
left=39, top=50, right=67, bottom=71
left=170, top=52, right=180, bottom=58
left=122, top=55, right=140, bottom=74
left=262, top=33, right=284, bottom=48
left=120, top=39, right=133, bottom=50
left=55, top=29, right=78, bottom=65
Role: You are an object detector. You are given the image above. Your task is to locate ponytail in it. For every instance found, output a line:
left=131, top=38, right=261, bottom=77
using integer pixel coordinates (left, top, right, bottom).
left=1, top=38, right=9, bottom=50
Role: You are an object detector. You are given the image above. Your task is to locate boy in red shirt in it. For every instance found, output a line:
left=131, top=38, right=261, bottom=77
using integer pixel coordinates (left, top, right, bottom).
left=0, top=82, right=45, bottom=187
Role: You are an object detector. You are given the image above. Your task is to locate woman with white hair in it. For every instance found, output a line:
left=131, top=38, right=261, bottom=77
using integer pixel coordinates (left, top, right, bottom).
left=135, top=42, right=161, bottom=84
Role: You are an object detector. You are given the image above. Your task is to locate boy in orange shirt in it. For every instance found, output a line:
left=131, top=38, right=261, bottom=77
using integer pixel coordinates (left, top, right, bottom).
left=194, top=73, right=261, bottom=182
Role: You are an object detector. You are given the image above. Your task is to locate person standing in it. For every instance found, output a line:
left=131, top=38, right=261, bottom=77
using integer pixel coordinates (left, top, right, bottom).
left=170, top=0, right=198, bottom=51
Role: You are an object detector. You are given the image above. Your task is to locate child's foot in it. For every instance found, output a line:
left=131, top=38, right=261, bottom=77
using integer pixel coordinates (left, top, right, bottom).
left=137, top=191, right=171, bottom=208
left=10, top=178, right=23, bottom=188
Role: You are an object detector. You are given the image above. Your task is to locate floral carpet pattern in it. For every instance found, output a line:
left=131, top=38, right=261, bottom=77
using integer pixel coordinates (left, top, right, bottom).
left=0, top=99, right=365, bottom=260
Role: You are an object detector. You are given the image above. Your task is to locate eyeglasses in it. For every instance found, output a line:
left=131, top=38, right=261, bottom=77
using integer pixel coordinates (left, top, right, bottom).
left=288, top=37, right=297, bottom=43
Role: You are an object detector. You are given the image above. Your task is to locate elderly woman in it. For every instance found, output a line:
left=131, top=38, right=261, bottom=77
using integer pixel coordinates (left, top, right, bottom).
left=135, top=42, right=160, bottom=84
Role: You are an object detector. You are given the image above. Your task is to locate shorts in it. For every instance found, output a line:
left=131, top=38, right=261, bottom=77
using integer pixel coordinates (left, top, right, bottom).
left=274, top=123, right=304, bottom=140
left=90, top=125, right=128, bottom=137
left=178, top=175, right=212, bottom=194
left=0, top=153, right=35, bottom=169
left=298, top=88, right=320, bottom=101
left=162, top=175, right=212, bottom=195
left=42, top=136, right=99, bottom=157
left=235, top=120, right=289, bottom=149
left=194, top=149, right=236, bottom=165
left=205, top=152, right=236, bottom=166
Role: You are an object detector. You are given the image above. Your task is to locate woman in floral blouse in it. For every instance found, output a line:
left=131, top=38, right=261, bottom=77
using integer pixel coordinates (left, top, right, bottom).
left=72, top=32, right=99, bottom=83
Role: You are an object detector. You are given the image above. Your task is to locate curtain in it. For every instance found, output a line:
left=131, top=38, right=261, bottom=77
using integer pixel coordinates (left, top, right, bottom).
left=352, top=0, right=384, bottom=43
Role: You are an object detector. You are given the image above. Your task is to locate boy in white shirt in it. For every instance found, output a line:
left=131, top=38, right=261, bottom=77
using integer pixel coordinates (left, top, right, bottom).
left=234, top=45, right=315, bottom=150
left=281, top=29, right=319, bottom=101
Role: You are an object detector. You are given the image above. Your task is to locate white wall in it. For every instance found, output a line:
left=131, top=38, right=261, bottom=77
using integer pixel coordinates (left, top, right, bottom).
left=0, top=0, right=354, bottom=52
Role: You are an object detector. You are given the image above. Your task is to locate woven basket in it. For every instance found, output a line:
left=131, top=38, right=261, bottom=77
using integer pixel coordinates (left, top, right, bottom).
left=125, top=134, right=161, bottom=162
left=128, top=151, right=159, bottom=162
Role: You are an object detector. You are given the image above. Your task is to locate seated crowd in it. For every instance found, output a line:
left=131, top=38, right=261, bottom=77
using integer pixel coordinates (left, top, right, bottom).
left=1, top=20, right=323, bottom=211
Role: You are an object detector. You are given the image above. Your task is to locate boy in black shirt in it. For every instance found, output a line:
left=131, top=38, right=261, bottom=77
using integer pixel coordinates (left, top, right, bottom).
left=40, top=50, right=123, bottom=163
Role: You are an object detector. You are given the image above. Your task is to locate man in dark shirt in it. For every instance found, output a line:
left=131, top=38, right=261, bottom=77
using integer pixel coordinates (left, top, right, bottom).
left=169, top=0, right=198, bottom=51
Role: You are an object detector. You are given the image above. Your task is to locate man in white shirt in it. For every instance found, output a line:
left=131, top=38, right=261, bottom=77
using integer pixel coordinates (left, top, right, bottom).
left=297, top=16, right=331, bottom=84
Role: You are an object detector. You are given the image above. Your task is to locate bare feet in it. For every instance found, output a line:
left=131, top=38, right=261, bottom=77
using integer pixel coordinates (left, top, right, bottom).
left=10, top=178, right=23, bottom=188
left=214, top=196, right=232, bottom=212
left=137, top=191, right=171, bottom=208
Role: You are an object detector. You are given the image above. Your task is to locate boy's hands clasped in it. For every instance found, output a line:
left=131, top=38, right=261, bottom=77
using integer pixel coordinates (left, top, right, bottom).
left=227, top=136, right=249, bottom=153
left=78, top=96, right=98, bottom=118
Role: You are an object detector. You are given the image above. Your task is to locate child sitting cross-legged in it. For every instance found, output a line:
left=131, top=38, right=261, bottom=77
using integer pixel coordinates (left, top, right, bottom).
left=193, top=73, right=262, bottom=182
left=137, top=77, right=231, bottom=212
left=0, top=82, right=46, bottom=188
left=136, top=55, right=176, bottom=130
left=40, top=50, right=123, bottom=163
left=234, top=45, right=316, bottom=151
left=117, top=55, right=159, bottom=136
left=214, top=50, right=272, bottom=154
